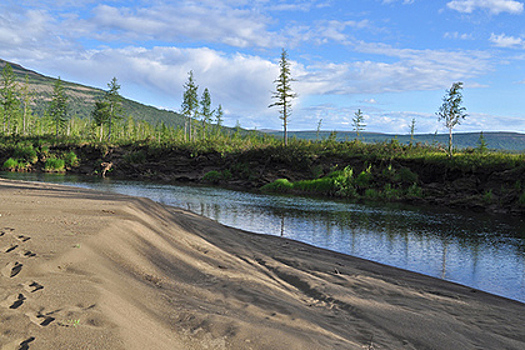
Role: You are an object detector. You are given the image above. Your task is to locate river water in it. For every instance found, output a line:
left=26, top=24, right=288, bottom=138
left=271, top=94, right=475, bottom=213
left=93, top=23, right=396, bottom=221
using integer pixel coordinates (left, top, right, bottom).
left=3, top=172, right=525, bottom=303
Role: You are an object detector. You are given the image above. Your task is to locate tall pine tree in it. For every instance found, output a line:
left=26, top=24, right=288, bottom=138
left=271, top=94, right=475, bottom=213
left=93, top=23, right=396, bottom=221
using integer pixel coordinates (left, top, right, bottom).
left=48, top=77, right=68, bottom=138
left=181, top=71, right=199, bottom=142
left=1, top=63, right=20, bottom=135
left=269, top=49, right=296, bottom=146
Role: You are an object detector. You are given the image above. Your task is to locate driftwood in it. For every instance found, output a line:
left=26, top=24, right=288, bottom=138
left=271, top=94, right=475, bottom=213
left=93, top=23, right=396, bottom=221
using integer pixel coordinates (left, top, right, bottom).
left=100, top=162, right=113, bottom=178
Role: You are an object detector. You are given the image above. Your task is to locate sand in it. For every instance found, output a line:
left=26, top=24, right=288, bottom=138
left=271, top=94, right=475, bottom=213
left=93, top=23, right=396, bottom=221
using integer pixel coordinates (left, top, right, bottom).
left=1, top=178, right=524, bottom=350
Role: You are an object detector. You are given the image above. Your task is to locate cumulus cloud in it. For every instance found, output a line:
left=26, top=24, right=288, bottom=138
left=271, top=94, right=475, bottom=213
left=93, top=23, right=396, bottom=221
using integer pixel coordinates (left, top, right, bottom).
left=446, top=0, right=524, bottom=14
left=489, top=33, right=524, bottom=48
left=295, top=42, right=492, bottom=96
left=89, top=3, right=281, bottom=48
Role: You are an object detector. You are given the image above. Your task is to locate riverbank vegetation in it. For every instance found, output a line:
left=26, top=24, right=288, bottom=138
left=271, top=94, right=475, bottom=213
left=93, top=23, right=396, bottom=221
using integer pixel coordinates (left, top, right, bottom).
left=1, top=133, right=524, bottom=215
left=1, top=61, right=525, bottom=215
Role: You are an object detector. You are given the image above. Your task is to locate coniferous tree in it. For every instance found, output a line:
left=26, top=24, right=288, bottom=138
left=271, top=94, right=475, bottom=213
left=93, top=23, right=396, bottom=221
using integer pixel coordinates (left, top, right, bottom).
left=48, top=77, right=68, bottom=138
left=92, top=99, right=110, bottom=141
left=181, top=71, right=199, bottom=142
left=352, top=109, right=366, bottom=140
left=269, top=49, right=296, bottom=146
left=1, top=63, right=20, bottom=135
left=409, top=118, right=416, bottom=145
left=105, top=77, right=123, bottom=141
left=200, top=88, right=212, bottom=140
left=20, top=75, right=33, bottom=135
left=214, top=104, right=224, bottom=137
left=91, top=77, right=123, bottom=142
left=437, top=82, right=467, bottom=158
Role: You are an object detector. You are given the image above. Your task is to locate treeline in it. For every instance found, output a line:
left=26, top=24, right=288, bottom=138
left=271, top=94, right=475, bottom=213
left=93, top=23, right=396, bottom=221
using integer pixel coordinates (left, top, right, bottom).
left=0, top=63, right=267, bottom=145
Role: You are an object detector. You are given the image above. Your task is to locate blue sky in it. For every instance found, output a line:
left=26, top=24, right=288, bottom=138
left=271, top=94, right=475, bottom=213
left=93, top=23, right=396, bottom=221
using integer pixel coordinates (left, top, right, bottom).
left=1, top=0, right=525, bottom=134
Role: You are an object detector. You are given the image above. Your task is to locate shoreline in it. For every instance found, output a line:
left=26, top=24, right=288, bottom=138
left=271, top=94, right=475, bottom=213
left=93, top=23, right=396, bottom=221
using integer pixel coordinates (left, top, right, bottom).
left=1, top=178, right=524, bottom=349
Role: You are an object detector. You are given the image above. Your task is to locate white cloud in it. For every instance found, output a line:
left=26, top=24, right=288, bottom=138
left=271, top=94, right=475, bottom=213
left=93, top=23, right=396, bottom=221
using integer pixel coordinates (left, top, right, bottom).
left=444, top=32, right=474, bottom=40
left=382, top=0, right=415, bottom=4
left=489, top=33, right=525, bottom=48
left=294, top=42, right=492, bottom=96
left=446, top=0, right=524, bottom=15
left=89, top=3, right=281, bottom=48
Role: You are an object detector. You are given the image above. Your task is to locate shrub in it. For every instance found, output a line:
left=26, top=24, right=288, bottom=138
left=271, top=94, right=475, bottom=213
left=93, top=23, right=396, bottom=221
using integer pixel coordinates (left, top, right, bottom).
left=396, top=167, right=418, bottom=184
left=13, top=144, right=38, bottom=164
left=355, top=165, right=372, bottom=188
left=261, top=178, right=294, bottom=193
left=63, top=151, right=79, bottom=167
left=406, top=183, right=423, bottom=198
left=364, top=188, right=381, bottom=200
left=44, top=157, right=65, bottom=172
left=3, top=158, right=19, bottom=170
left=203, top=170, right=221, bottom=183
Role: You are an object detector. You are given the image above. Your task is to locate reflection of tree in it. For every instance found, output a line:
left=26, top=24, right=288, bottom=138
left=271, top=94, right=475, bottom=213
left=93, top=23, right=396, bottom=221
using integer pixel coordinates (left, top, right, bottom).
left=441, top=241, right=448, bottom=279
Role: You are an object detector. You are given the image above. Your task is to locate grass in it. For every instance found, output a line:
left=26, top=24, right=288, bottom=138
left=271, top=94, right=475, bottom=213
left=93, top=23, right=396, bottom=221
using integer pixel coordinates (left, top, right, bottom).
left=44, top=157, right=65, bottom=172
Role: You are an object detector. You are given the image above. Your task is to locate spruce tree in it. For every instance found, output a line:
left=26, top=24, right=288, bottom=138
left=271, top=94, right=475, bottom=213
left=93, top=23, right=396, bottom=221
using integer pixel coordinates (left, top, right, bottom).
left=105, top=77, right=123, bottom=141
left=269, top=49, right=296, bottom=146
left=1, top=63, right=20, bottom=135
left=200, top=88, right=212, bottom=140
left=352, top=109, right=366, bottom=141
left=181, top=71, right=199, bottom=142
left=48, top=77, right=68, bottom=138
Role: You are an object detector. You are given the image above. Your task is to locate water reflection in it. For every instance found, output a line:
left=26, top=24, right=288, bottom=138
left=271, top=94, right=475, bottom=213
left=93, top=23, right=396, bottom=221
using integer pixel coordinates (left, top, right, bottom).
left=2, top=172, right=525, bottom=303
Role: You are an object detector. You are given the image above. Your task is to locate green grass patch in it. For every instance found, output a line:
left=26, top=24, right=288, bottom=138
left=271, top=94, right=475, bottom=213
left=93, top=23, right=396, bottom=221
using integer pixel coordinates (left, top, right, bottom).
left=44, top=157, right=65, bottom=172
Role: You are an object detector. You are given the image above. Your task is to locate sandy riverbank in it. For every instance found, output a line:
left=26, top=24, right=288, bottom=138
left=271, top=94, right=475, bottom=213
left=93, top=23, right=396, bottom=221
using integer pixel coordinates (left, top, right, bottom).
left=1, top=178, right=524, bottom=350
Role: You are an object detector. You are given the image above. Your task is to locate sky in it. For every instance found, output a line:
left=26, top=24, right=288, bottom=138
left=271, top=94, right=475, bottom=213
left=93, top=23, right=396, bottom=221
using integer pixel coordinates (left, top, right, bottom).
left=1, top=0, right=525, bottom=134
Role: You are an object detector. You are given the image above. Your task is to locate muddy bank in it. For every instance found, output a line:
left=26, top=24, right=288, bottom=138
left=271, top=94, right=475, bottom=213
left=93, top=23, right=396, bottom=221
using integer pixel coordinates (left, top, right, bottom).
left=3, top=143, right=525, bottom=215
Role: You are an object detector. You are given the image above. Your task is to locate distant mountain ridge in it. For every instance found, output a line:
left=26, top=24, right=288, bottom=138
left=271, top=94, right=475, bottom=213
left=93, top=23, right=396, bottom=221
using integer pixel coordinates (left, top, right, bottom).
left=0, top=58, right=186, bottom=128
left=2, top=58, right=524, bottom=151
left=262, top=130, right=525, bottom=151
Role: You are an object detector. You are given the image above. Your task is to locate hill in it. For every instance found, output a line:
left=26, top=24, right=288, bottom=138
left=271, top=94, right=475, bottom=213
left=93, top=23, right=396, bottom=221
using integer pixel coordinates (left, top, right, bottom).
left=0, top=58, right=186, bottom=128
left=262, top=130, right=525, bottom=152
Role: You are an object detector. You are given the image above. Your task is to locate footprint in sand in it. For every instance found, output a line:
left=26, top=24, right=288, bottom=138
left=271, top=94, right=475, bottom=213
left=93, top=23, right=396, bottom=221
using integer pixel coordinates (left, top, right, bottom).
left=2, top=261, right=23, bottom=278
left=5, top=244, right=19, bottom=253
left=1, top=337, right=36, bottom=350
left=27, top=312, right=55, bottom=327
left=20, top=250, right=36, bottom=258
left=18, top=336, right=35, bottom=350
left=9, top=293, right=27, bottom=309
left=16, top=235, right=31, bottom=242
left=24, top=281, right=44, bottom=293
left=0, top=227, right=15, bottom=237
left=1, top=293, right=26, bottom=309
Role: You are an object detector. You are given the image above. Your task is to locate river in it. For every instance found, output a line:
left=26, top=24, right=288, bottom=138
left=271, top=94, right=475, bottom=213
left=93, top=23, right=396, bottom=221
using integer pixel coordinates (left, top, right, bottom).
left=2, top=172, right=525, bottom=303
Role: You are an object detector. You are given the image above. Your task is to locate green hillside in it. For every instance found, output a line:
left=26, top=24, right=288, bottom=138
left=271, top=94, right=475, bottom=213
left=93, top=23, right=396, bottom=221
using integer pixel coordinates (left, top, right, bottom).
left=1, top=58, right=186, bottom=128
left=263, top=130, right=525, bottom=152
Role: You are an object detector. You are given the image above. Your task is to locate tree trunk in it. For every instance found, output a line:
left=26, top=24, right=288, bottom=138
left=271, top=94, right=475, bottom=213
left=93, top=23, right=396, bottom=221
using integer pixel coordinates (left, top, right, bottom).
left=448, top=127, right=453, bottom=158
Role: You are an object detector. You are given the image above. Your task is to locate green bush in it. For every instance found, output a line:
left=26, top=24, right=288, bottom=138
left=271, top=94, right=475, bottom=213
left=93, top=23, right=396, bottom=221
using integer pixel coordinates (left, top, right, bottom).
left=396, top=167, right=418, bottom=184
left=202, top=170, right=232, bottom=183
left=13, top=144, right=38, bottom=164
left=355, top=166, right=372, bottom=188
left=3, top=158, right=19, bottom=170
left=261, top=178, right=294, bottom=192
left=44, top=157, right=65, bottom=172
left=63, top=151, right=79, bottom=167
left=406, top=183, right=423, bottom=198
left=364, top=188, right=381, bottom=200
